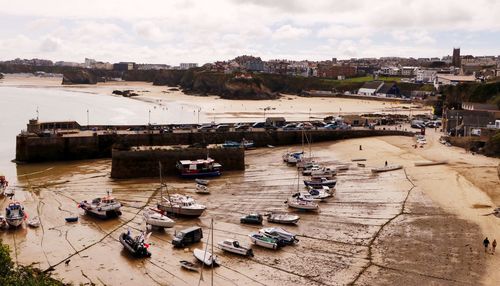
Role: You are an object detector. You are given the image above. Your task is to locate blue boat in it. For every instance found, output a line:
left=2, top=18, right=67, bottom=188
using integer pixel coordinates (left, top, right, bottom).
left=222, top=141, right=241, bottom=148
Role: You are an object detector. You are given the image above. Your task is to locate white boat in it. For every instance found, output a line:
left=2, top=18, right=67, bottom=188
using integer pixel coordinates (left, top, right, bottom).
left=195, top=178, right=209, bottom=186
left=193, top=248, right=219, bottom=266
left=78, top=193, right=122, bottom=218
left=195, top=184, right=210, bottom=194
left=217, top=239, right=253, bottom=256
left=302, top=165, right=321, bottom=176
left=336, top=165, right=349, bottom=171
left=371, top=165, right=403, bottom=173
left=260, top=227, right=299, bottom=246
left=287, top=197, right=319, bottom=211
left=266, top=213, right=300, bottom=224
left=4, top=187, right=15, bottom=197
left=27, top=216, right=40, bottom=228
left=283, top=151, right=303, bottom=165
left=5, top=202, right=26, bottom=227
left=297, top=159, right=315, bottom=169
left=157, top=194, right=206, bottom=217
left=301, top=187, right=332, bottom=201
left=0, top=215, right=7, bottom=229
left=143, top=209, right=175, bottom=228
left=248, top=233, right=279, bottom=249
left=311, top=167, right=336, bottom=179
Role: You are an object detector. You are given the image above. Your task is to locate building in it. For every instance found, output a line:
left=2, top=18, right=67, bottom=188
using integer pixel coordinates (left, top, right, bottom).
left=136, top=64, right=171, bottom=70
left=452, top=48, right=461, bottom=67
left=379, top=66, right=400, bottom=76
left=376, top=83, right=401, bottom=97
left=265, top=60, right=290, bottom=75
left=317, top=64, right=356, bottom=78
left=434, top=75, right=476, bottom=88
left=400, top=66, right=417, bottom=77
left=84, top=58, right=96, bottom=68
left=113, top=62, right=135, bottom=71
left=462, top=102, right=499, bottom=112
left=179, top=63, right=198, bottom=70
left=234, top=56, right=264, bottom=72
left=358, top=81, right=384, bottom=96
left=443, top=109, right=495, bottom=136
left=415, top=69, right=438, bottom=83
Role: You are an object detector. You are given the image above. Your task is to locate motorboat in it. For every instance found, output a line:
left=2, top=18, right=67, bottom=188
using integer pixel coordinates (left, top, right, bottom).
left=260, top=227, right=299, bottom=246
left=248, top=233, right=279, bottom=249
left=143, top=208, right=175, bottom=228
left=65, top=216, right=78, bottom=223
left=119, top=229, right=152, bottom=258
left=266, top=212, right=300, bottom=225
left=217, top=239, right=254, bottom=257
left=195, top=184, right=210, bottom=194
left=0, top=174, right=7, bottom=195
left=302, top=165, right=321, bottom=176
left=3, top=188, right=15, bottom=197
left=303, top=178, right=336, bottom=188
left=195, top=178, right=209, bottom=186
left=0, top=215, right=7, bottom=229
left=157, top=194, right=206, bottom=217
left=27, top=216, right=40, bottom=228
left=180, top=260, right=199, bottom=272
left=176, top=158, right=222, bottom=178
left=296, top=188, right=332, bottom=201
left=287, top=197, right=319, bottom=211
left=78, top=192, right=122, bottom=218
left=371, top=165, right=403, bottom=173
left=311, top=167, right=336, bottom=179
left=336, top=165, right=349, bottom=171
left=5, top=202, right=26, bottom=227
left=282, top=151, right=303, bottom=165
left=193, top=248, right=219, bottom=266
left=297, top=159, right=314, bottom=169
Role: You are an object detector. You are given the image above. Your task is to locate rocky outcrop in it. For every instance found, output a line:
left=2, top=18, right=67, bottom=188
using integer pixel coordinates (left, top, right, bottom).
left=112, top=90, right=139, bottom=97
left=0, top=73, right=3, bottom=79
left=62, top=69, right=98, bottom=85
left=222, top=77, right=277, bottom=99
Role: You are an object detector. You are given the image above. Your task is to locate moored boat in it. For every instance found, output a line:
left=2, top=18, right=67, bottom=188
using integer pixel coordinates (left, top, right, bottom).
left=195, top=178, right=209, bottom=186
left=303, top=178, right=336, bottom=188
left=176, top=158, right=222, bottom=178
left=180, top=260, right=199, bottom=272
left=157, top=194, right=206, bottom=217
left=5, top=202, right=26, bottom=227
left=195, top=184, right=210, bottom=194
left=27, top=216, right=40, bottom=228
left=193, top=248, right=219, bottom=266
left=65, top=216, right=78, bottom=223
left=143, top=208, right=175, bottom=228
left=371, top=165, right=403, bottom=173
left=311, top=167, right=336, bottom=179
left=0, top=174, right=7, bottom=195
left=217, top=239, right=253, bottom=257
left=248, top=233, right=279, bottom=249
left=260, top=227, right=298, bottom=246
left=266, top=212, right=300, bottom=225
left=119, top=229, right=152, bottom=258
left=287, top=197, right=319, bottom=211
left=282, top=151, right=303, bottom=165
left=78, top=193, right=122, bottom=219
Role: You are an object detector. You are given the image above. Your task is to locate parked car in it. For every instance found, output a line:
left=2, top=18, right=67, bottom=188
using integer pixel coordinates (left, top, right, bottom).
left=264, top=125, right=278, bottom=131
left=338, top=124, right=352, bottom=130
left=172, top=226, right=203, bottom=247
left=215, top=124, right=230, bottom=132
left=282, top=123, right=298, bottom=131
left=311, top=121, right=326, bottom=127
left=240, top=214, right=263, bottom=224
left=235, top=124, right=250, bottom=130
left=252, top=122, right=266, bottom=128
left=198, top=124, right=214, bottom=132
left=297, top=122, right=313, bottom=130
left=324, top=124, right=338, bottom=130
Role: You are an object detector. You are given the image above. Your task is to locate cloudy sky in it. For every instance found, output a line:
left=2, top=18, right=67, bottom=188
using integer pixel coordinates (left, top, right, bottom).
left=0, top=0, right=499, bottom=65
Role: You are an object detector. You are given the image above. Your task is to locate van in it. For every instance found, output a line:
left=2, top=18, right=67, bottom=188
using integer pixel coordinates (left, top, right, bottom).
left=172, top=226, right=203, bottom=247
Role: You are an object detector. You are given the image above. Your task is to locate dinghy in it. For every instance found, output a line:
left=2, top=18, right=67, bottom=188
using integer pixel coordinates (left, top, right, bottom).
left=260, top=227, right=298, bottom=246
left=5, top=202, right=26, bottom=227
left=371, top=165, right=403, bottom=173
left=119, top=229, right=152, bottom=258
left=65, top=216, right=78, bottom=223
left=195, top=178, right=209, bottom=186
left=180, top=260, right=199, bottom=272
left=195, top=184, right=210, bottom=194
left=248, top=233, right=279, bottom=249
left=217, top=239, right=253, bottom=256
left=143, top=209, right=175, bottom=228
left=266, top=213, right=300, bottom=225
left=303, top=178, right=336, bottom=188
left=193, top=248, right=219, bottom=266
left=27, top=217, right=40, bottom=228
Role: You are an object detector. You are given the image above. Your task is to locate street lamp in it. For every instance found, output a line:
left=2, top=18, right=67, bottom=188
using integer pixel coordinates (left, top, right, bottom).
left=87, top=109, right=89, bottom=129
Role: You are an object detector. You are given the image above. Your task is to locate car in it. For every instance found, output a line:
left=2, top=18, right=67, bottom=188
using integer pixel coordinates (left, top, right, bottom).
left=235, top=124, right=250, bottom=130
left=215, top=124, right=230, bottom=132
left=172, top=226, right=203, bottom=247
left=264, top=125, right=278, bottom=131
left=338, top=124, right=352, bottom=130
left=311, top=121, right=326, bottom=127
left=324, top=124, right=338, bottom=130
left=240, top=214, right=263, bottom=224
left=198, top=124, right=214, bottom=132
left=252, top=122, right=266, bottom=128
left=297, top=122, right=313, bottom=130
left=282, top=123, right=298, bottom=131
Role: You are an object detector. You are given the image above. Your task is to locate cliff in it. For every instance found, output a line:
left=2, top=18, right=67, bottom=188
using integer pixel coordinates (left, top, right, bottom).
left=62, top=69, right=98, bottom=85
left=441, top=81, right=500, bottom=110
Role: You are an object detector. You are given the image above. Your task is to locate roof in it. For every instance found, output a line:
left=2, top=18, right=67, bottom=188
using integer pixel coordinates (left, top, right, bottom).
left=462, top=102, right=499, bottom=111
left=437, top=75, right=476, bottom=82
left=360, top=81, right=384, bottom=90
left=377, top=83, right=396, bottom=94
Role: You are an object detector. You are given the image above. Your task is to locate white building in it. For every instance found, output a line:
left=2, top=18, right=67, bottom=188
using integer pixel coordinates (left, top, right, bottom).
left=84, top=58, right=96, bottom=68
left=179, top=63, right=198, bottom=70
left=415, top=69, right=437, bottom=83
left=434, top=75, right=477, bottom=89
left=401, top=66, right=417, bottom=77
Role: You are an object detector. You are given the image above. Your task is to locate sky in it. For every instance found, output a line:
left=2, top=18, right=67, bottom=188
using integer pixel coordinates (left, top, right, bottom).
left=0, top=0, right=499, bottom=65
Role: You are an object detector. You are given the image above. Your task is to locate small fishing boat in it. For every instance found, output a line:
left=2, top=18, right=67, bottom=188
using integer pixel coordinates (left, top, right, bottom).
left=78, top=192, right=122, bottom=218
left=371, top=165, right=403, bottom=173
left=282, top=151, right=303, bottom=165
left=65, top=216, right=78, bottom=223
left=311, top=167, right=336, bottom=179
left=176, top=158, right=222, bottom=178
left=287, top=197, right=319, bottom=211
left=157, top=194, right=206, bottom=217
left=266, top=212, right=300, bottom=225
left=357, top=163, right=366, bottom=167
left=5, top=202, right=26, bottom=227
left=195, top=178, right=209, bottom=186
left=302, top=165, right=321, bottom=176
left=260, top=227, right=298, bottom=246
left=195, top=184, right=210, bottom=194
left=180, top=260, right=199, bottom=272
left=297, top=187, right=332, bottom=201
left=303, top=178, right=336, bottom=188
left=217, top=239, right=254, bottom=256
left=297, top=159, right=314, bottom=169
left=241, top=139, right=255, bottom=149
left=0, top=215, right=7, bottom=229
left=193, top=248, right=219, bottom=266
left=27, top=217, right=40, bottom=228
left=248, top=233, right=279, bottom=249
left=336, top=165, right=349, bottom=171
left=143, top=209, right=175, bottom=228
left=119, top=229, right=152, bottom=258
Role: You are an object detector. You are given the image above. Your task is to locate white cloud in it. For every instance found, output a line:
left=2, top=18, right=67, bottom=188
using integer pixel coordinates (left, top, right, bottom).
left=272, top=25, right=309, bottom=40
left=39, top=36, right=61, bottom=52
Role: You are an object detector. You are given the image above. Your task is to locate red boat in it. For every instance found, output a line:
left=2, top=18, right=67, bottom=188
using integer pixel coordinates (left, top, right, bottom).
left=176, top=158, right=222, bottom=178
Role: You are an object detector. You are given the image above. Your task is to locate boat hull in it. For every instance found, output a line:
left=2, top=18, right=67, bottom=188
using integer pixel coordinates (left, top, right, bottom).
left=6, top=218, right=23, bottom=227
left=249, top=234, right=278, bottom=249
left=157, top=204, right=205, bottom=217
left=193, top=248, right=219, bottom=266
left=217, top=242, right=253, bottom=256
left=119, top=233, right=151, bottom=258
left=179, top=171, right=221, bottom=178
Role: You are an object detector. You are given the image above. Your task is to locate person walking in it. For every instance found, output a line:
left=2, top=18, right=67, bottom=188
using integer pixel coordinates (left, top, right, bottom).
left=359, top=145, right=362, bottom=151
left=492, top=239, right=497, bottom=254
left=483, top=237, right=490, bottom=253
left=385, top=161, right=388, bottom=167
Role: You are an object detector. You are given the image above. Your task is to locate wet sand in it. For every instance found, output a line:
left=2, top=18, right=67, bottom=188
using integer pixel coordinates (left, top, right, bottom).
left=1, top=131, right=498, bottom=285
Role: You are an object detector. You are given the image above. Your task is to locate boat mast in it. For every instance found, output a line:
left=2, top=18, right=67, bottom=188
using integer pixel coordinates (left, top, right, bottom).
left=159, top=162, right=174, bottom=212
left=211, top=218, right=214, bottom=286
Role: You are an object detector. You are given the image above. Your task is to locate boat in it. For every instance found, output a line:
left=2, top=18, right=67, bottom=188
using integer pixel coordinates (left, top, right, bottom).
left=287, top=197, right=319, bottom=211
left=217, top=239, right=254, bottom=256
left=371, top=165, right=403, bottom=173
left=193, top=248, right=219, bottom=266
left=311, top=167, right=336, bottom=179
left=414, top=160, right=448, bottom=167
left=260, top=227, right=299, bottom=246
left=282, top=151, right=304, bottom=165
left=65, top=216, right=78, bottom=223
left=303, top=178, right=337, bottom=188
left=241, top=139, right=255, bottom=149
left=357, top=163, right=366, bottom=167
left=157, top=194, right=206, bottom=217
left=0, top=215, right=7, bottom=229
left=5, top=202, right=26, bottom=227
left=27, top=216, right=40, bottom=228
left=351, top=158, right=367, bottom=162
left=336, top=165, right=349, bottom=171
left=301, top=187, right=332, bottom=201
left=0, top=174, right=7, bottom=195
left=176, top=158, right=222, bottom=178
left=266, top=213, right=300, bottom=225
left=119, top=229, right=152, bottom=258
left=143, top=208, right=175, bottom=228
left=302, top=165, right=321, bottom=176
left=195, top=184, right=210, bottom=194
left=248, top=233, right=279, bottom=249
left=3, top=187, right=15, bottom=197
left=78, top=193, right=122, bottom=219
left=297, top=159, right=315, bottom=169
left=195, top=178, right=209, bottom=186
left=222, top=141, right=241, bottom=148
left=180, top=260, right=199, bottom=272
